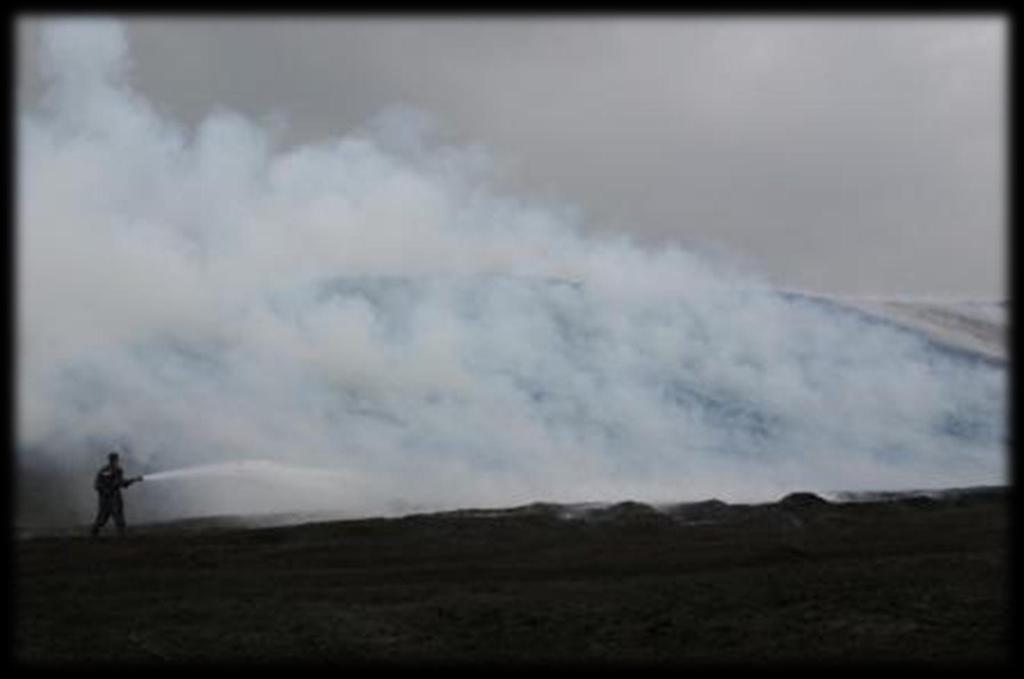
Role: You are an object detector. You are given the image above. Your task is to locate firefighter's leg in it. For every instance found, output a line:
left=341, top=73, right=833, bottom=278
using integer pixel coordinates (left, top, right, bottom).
left=112, top=494, right=126, bottom=536
left=91, top=495, right=111, bottom=536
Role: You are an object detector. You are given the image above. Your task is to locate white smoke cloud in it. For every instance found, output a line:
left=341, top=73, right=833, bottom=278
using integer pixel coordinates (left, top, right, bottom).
left=17, top=19, right=1006, bottom=524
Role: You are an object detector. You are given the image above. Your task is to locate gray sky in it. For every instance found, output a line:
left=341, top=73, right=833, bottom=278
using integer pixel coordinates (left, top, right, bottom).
left=18, top=16, right=1006, bottom=298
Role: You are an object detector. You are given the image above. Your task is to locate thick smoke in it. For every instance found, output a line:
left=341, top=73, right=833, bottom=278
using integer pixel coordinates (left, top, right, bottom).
left=17, top=20, right=1006, bottom=525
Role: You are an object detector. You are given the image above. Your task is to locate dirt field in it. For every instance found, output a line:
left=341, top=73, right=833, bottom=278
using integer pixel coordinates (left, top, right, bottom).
left=14, top=489, right=1009, bottom=668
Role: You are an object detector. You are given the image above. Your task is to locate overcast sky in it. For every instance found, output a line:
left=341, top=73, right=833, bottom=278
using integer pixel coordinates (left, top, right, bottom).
left=17, top=16, right=1006, bottom=298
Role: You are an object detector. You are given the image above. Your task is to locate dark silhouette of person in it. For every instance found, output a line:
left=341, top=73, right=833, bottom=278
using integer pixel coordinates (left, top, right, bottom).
left=90, top=452, right=143, bottom=537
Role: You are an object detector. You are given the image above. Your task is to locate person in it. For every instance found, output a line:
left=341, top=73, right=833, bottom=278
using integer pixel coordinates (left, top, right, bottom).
left=90, top=452, right=143, bottom=538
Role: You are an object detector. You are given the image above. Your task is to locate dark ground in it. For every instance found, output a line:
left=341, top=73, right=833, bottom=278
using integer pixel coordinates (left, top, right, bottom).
left=13, top=488, right=1011, bottom=668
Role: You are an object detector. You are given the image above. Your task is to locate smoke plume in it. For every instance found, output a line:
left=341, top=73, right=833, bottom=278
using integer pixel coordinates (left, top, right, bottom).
left=17, top=20, right=1006, bottom=525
